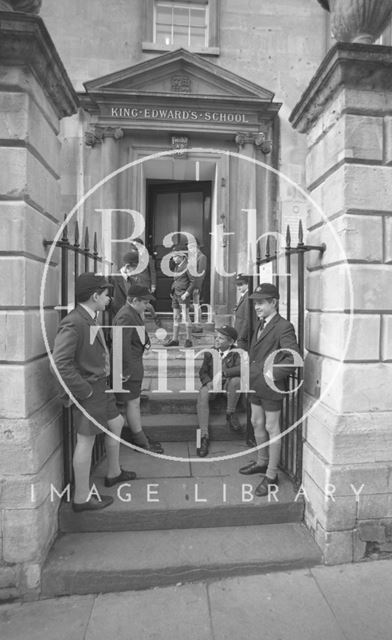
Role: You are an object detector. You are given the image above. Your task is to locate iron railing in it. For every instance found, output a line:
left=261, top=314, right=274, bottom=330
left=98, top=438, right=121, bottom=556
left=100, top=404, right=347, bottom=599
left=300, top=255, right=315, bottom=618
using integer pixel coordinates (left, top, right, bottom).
left=44, top=219, right=107, bottom=488
left=247, top=221, right=325, bottom=487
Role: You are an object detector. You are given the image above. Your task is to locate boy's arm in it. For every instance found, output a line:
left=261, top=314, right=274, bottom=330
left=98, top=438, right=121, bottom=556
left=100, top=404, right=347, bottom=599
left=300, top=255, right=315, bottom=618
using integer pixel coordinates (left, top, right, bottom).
left=52, top=323, right=92, bottom=399
left=273, top=322, right=300, bottom=381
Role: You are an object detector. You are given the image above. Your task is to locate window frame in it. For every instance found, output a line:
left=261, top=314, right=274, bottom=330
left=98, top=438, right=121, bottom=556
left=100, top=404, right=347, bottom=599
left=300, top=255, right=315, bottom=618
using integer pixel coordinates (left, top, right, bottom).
left=143, top=0, right=220, bottom=56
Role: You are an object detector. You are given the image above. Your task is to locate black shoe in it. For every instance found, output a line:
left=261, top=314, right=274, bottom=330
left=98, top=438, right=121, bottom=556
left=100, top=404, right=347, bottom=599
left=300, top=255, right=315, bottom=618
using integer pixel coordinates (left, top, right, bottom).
left=227, top=412, right=242, bottom=433
left=184, top=339, right=193, bottom=348
left=165, top=339, right=179, bottom=347
left=145, top=436, right=164, bottom=454
left=255, top=475, right=279, bottom=497
left=72, top=494, right=113, bottom=512
left=104, top=468, right=137, bottom=487
left=246, top=436, right=257, bottom=448
left=198, top=436, right=209, bottom=457
left=239, top=461, right=268, bottom=475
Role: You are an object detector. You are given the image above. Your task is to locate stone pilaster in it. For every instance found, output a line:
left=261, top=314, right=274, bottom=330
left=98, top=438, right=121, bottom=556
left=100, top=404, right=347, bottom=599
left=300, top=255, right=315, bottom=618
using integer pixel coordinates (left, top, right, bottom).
left=290, top=43, right=392, bottom=564
left=234, top=132, right=271, bottom=274
left=0, top=12, right=78, bottom=597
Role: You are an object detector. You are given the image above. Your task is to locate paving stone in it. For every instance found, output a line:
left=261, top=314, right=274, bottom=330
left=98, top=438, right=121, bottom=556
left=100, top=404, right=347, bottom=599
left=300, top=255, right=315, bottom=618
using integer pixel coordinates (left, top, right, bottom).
left=0, top=595, right=95, bottom=640
left=86, top=584, right=211, bottom=640
left=311, top=560, right=392, bottom=640
left=209, top=571, right=346, bottom=640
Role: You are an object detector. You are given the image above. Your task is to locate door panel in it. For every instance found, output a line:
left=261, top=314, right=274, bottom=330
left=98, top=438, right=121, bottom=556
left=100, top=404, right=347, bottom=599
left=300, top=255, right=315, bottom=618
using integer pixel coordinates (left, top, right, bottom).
left=147, top=181, right=211, bottom=312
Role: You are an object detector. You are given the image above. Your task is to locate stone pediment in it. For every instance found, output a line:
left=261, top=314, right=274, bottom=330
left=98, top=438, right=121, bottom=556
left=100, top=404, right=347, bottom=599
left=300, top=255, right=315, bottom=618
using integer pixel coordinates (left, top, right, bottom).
left=84, top=48, right=274, bottom=102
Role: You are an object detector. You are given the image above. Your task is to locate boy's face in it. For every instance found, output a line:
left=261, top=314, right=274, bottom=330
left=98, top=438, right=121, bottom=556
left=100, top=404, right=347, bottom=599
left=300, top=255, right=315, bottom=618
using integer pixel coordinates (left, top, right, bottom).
left=214, top=332, right=233, bottom=351
left=237, top=282, right=248, bottom=295
left=131, top=297, right=150, bottom=314
left=93, top=288, right=111, bottom=312
left=254, top=298, right=276, bottom=318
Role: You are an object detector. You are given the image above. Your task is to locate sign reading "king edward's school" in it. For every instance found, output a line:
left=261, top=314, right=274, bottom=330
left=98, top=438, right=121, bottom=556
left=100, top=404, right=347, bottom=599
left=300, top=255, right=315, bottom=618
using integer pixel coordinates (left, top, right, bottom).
left=106, top=105, right=258, bottom=124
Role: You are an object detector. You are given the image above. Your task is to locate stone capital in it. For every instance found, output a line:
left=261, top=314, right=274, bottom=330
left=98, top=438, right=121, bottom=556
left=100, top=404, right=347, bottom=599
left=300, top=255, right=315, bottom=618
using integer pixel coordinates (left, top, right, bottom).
left=290, top=42, right=392, bottom=134
left=0, top=12, right=78, bottom=119
left=234, top=131, right=272, bottom=154
left=85, top=126, right=124, bottom=147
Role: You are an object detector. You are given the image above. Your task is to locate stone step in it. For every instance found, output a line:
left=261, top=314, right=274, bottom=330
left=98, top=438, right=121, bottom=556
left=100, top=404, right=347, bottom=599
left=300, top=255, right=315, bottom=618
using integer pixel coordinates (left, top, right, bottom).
left=59, top=442, right=303, bottom=534
left=41, top=523, right=321, bottom=597
left=140, top=413, right=247, bottom=440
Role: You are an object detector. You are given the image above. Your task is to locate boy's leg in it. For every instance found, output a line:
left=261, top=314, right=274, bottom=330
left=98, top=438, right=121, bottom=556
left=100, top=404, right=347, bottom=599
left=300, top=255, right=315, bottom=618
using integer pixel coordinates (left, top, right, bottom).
left=251, top=403, right=269, bottom=467
left=225, top=377, right=242, bottom=431
left=105, top=413, right=125, bottom=478
left=73, top=433, right=96, bottom=503
left=172, top=307, right=180, bottom=341
left=183, top=305, right=192, bottom=342
left=125, top=396, right=149, bottom=447
left=264, top=410, right=281, bottom=479
left=197, top=382, right=213, bottom=439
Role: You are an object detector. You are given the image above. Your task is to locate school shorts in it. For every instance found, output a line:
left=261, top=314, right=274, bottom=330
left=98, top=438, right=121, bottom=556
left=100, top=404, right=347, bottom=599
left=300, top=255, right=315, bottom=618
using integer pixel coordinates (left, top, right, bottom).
left=74, top=378, right=120, bottom=436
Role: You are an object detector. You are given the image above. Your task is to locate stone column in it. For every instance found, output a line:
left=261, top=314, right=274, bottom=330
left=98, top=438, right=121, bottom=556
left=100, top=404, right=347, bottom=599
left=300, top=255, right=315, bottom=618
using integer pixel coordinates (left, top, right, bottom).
left=86, top=126, right=124, bottom=272
left=290, top=43, right=392, bottom=564
left=0, top=12, right=78, bottom=597
left=234, top=132, right=272, bottom=275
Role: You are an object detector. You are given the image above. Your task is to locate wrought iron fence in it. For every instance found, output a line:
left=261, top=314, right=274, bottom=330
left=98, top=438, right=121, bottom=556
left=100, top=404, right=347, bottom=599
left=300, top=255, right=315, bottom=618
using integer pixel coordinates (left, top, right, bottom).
left=44, top=219, right=107, bottom=488
left=247, top=221, right=325, bottom=487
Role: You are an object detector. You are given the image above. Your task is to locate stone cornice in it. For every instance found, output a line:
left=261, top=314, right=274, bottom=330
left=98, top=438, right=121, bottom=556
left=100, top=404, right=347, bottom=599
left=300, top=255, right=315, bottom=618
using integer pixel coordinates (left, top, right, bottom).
left=0, top=11, right=79, bottom=118
left=290, top=42, right=392, bottom=134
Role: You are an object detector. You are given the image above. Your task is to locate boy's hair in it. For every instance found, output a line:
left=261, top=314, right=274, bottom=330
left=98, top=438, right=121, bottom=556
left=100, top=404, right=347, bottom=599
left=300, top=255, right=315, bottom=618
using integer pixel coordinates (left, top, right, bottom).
left=76, top=287, right=106, bottom=304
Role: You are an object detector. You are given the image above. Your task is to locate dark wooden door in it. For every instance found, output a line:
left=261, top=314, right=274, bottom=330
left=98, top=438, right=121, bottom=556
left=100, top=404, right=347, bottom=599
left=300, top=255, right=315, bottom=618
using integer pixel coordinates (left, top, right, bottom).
left=147, top=181, right=211, bottom=312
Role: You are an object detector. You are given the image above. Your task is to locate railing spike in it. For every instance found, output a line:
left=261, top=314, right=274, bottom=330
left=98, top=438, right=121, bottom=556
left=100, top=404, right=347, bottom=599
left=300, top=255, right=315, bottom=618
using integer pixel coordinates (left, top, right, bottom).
left=62, top=214, right=69, bottom=242
left=265, top=235, right=271, bottom=259
left=84, top=227, right=90, bottom=252
left=74, top=221, right=80, bottom=247
left=298, top=219, right=304, bottom=245
left=93, top=232, right=98, bottom=255
left=286, top=224, right=291, bottom=248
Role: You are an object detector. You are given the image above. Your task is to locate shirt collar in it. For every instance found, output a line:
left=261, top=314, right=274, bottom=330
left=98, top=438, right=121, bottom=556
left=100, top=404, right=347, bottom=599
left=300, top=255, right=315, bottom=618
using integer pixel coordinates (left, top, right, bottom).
left=79, top=303, right=96, bottom=320
left=264, top=310, right=277, bottom=325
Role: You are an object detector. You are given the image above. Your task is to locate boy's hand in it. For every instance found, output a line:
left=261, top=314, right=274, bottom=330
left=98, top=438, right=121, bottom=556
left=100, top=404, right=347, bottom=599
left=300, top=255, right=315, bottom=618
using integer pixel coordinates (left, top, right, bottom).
left=181, top=292, right=189, bottom=301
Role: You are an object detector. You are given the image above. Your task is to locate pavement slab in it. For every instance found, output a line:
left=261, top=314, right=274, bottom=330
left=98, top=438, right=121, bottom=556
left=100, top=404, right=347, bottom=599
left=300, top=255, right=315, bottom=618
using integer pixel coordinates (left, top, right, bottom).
left=0, top=595, right=95, bottom=640
left=208, top=571, right=346, bottom=640
left=310, top=560, right=392, bottom=640
left=85, top=584, right=212, bottom=640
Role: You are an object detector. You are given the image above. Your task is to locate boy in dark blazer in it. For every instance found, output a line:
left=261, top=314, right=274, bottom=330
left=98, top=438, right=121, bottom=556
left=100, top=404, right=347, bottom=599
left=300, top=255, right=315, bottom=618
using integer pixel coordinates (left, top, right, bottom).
left=113, top=284, right=164, bottom=454
left=196, top=325, right=242, bottom=457
left=239, top=283, right=300, bottom=496
left=165, top=244, right=196, bottom=348
left=111, top=242, right=161, bottom=327
left=234, top=274, right=253, bottom=351
left=52, top=273, right=136, bottom=512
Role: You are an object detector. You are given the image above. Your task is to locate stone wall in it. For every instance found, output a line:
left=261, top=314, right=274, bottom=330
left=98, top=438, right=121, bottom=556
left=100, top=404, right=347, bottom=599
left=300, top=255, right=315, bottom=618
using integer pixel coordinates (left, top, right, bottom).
left=0, top=12, right=78, bottom=598
left=291, top=43, right=392, bottom=564
left=40, top=0, right=329, bottom=235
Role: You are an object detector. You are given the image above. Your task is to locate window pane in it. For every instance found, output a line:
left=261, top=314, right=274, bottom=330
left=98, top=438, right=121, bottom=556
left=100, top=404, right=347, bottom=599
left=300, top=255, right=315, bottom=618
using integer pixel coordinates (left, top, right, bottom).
left=156, top=5, right=172, bottom=24
left=190, top=8, right=206, bottom=27
left=173, top=7, right=189, bottom=27
left=156, top=26, right=172, bottom=44
left=173, top=26, right=189, bottom=47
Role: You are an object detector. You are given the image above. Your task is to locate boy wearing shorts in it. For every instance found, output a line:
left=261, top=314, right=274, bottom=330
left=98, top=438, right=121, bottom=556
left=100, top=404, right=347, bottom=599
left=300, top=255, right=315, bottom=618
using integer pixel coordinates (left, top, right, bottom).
left=165, top=244, right=195, bottom=348
left=52, top=273, right=136, bottom=512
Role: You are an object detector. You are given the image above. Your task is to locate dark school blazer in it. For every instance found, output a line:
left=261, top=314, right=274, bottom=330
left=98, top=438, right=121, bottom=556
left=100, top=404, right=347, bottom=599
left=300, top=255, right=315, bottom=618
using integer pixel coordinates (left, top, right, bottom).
left=52, top=304, right=108, bottom=401
left=249, top=313, right=300, bottom=402
left=234, top=292, right=257, bottom=352
left=199, top=346, right=242, bottom=387
left=113, top=302, right=150, bottom=381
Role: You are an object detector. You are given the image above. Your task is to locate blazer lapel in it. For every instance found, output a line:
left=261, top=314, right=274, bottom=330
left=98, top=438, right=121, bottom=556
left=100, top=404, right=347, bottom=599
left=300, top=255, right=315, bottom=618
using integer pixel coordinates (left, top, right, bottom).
left=76, top=305, right=106, bottom=350
left=256, top=314, right=280, bottom=343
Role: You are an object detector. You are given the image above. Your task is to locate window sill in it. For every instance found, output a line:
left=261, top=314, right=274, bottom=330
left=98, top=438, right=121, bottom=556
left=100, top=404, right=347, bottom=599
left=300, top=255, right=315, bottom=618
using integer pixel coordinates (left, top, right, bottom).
left=142, top=42, right=220, bottom=56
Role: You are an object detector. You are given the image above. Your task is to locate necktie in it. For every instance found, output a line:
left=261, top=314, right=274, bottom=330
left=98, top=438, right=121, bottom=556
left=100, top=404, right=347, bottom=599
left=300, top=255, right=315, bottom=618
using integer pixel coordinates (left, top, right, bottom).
left=256, top=318, right=266, bottom=341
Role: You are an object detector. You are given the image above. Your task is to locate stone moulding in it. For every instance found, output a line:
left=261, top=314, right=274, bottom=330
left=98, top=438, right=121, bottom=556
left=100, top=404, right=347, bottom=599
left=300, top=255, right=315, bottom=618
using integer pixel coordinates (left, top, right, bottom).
left=0, top=11, right=78, bottom=119
left=290, top=42, right=392, bottom=133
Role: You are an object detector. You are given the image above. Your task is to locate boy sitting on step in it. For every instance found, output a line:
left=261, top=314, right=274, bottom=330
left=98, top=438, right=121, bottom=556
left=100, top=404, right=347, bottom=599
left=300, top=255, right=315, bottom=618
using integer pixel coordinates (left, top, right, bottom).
left=196, top=325, right=243, bottom=457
